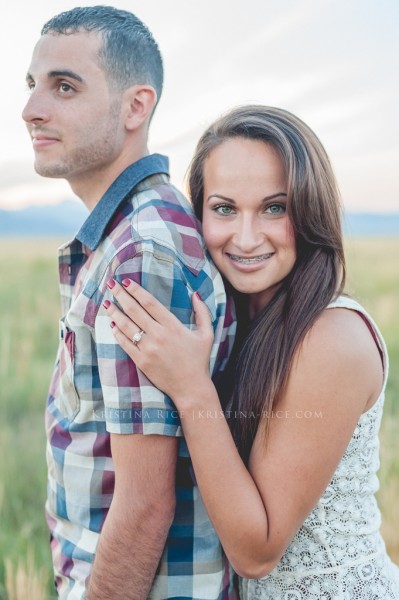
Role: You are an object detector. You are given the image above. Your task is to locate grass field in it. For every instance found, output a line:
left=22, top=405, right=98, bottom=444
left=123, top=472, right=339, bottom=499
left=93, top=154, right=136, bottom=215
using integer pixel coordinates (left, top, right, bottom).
left=0, top=237, right=398, bottom=599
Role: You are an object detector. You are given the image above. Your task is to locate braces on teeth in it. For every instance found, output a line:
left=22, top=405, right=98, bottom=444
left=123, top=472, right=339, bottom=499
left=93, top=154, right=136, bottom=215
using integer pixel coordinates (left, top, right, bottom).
left=229, top=254, right=272, bottom=264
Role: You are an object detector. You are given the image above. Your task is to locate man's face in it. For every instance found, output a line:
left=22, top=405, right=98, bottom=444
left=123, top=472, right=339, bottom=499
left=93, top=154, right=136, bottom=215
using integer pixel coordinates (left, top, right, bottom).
left=22, top=31, right=124, bottom=185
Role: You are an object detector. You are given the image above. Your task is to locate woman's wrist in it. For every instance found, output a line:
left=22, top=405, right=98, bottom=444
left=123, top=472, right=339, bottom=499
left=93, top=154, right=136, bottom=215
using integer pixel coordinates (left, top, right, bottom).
left=173, top=378, right=228, bottom=437
left=172, top=377, right=220, bottom=413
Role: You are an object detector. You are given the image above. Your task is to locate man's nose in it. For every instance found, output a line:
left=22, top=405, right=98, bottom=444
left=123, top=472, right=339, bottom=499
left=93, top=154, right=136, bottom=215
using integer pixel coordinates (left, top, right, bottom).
left=22, top=88, right=51, bottom=125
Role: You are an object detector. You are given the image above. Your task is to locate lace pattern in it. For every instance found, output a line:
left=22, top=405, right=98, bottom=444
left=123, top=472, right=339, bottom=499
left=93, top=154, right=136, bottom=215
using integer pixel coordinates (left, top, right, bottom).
left=240, top=297, right=399, bottom=599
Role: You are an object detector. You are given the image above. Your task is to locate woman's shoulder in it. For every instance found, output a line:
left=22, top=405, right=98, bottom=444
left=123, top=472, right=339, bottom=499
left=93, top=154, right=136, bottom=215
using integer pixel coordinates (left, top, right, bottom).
left=297, top=296, right=384, bottom=393
left=283, top=296, right=384, bottom=416
left=304, top=298, right=375, bottom=357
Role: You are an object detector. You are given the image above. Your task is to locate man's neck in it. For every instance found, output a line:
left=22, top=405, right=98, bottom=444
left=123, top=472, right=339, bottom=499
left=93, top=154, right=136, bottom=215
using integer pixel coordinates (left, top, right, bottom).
left=70, top=145, right=150, bottom=211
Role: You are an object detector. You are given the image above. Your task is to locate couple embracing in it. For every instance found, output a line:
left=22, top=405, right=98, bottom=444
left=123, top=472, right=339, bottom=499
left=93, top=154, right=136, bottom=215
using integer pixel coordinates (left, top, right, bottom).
left=23, top=6, right=399, bottom=599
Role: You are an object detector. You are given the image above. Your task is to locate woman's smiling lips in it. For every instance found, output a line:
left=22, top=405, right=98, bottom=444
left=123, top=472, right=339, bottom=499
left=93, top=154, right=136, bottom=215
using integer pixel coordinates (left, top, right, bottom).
left=226, top=252, right=274, bottom=269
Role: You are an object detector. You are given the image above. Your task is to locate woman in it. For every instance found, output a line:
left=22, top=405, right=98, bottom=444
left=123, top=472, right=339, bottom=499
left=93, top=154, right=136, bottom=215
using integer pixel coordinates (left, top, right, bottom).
left=104, top=106, right=399, bottom=598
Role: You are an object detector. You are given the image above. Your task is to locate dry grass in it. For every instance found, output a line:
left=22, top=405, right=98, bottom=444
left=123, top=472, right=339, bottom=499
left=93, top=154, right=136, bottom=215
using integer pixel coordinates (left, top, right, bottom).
left=0, top=236, right=398, bottom=597
left=5, top=552, right=48, bottom=600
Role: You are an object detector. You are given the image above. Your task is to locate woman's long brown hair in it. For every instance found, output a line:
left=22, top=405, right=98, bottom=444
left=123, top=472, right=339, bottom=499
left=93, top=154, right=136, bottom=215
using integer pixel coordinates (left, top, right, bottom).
left=188, top=106, right=346, bottom=462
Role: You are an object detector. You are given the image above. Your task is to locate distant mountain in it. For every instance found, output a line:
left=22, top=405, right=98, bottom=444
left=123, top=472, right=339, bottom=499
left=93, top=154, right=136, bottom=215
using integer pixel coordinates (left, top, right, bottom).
left=343, top=212, right=399, bottom=237
left=0, top=201, right=398, bottom=238
left=0, top=200, right=88, bottom=237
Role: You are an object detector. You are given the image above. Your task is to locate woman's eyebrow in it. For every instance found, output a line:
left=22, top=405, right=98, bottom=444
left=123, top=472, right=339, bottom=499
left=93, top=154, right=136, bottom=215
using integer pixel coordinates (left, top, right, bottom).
left=207, top=192, right=287, bottom=203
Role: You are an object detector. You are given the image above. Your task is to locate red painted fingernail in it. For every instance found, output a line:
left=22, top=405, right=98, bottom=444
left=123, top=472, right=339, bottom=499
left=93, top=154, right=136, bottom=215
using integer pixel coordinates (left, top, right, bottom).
left=103, top=300, right=111, bottom=309
left=107, top=279, right=116, bottom=289
left=194, top=292, right=202, bottom=301
left=110, top=321, right=115, bottom=328
left=122, top=278, right=131, bottom=288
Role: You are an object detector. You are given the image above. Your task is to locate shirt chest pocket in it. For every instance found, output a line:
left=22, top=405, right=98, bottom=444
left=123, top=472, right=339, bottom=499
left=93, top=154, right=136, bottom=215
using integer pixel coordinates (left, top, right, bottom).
left=54, top=319, right=80, bottom=420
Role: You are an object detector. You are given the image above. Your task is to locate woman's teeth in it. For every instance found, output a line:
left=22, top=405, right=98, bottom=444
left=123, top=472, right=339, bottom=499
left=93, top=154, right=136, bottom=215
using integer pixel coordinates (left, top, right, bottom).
left=228, top=253, right=272, bottom=264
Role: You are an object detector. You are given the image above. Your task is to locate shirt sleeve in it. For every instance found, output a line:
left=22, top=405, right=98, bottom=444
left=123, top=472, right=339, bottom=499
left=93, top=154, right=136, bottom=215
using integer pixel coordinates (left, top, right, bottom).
left=95, top=249, right=193, bottom=436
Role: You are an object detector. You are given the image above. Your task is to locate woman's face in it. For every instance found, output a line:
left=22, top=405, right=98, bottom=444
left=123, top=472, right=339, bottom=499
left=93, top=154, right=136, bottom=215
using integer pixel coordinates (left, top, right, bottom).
left=202, top=137, right=296, bottom=315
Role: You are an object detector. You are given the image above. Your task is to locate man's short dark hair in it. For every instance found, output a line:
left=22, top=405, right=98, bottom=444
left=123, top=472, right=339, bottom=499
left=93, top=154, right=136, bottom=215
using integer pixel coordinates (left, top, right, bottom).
left=42, top=5, right=163, bottom=103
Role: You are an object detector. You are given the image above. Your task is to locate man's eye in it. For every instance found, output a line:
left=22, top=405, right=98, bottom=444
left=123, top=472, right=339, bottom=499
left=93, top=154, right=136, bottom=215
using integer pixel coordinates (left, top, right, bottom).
left=59, top=82, right=74, bottom=93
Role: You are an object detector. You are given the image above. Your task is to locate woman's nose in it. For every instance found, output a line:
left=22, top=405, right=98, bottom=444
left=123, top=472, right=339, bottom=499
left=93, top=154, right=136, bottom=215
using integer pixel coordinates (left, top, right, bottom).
left=233, top=216, right=264, bottom=253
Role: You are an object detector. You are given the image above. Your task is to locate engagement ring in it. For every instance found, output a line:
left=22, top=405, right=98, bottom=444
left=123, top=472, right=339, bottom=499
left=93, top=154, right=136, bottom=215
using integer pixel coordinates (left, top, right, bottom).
left=132, top=330, right=145, bottom=345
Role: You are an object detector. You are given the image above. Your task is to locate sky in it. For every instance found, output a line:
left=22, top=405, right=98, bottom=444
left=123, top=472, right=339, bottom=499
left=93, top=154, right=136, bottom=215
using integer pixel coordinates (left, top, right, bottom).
left=0, top=0, right=398, bottom=212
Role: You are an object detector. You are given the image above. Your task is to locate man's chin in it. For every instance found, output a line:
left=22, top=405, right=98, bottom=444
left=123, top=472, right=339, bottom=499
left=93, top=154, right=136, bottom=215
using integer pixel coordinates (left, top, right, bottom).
left=34, top=161, right=67, bottom=179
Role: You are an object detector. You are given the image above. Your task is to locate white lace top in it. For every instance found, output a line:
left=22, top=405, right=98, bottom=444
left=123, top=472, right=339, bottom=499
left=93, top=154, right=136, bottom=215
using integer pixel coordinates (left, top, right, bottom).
left=240, top=296, right=399, bottom=599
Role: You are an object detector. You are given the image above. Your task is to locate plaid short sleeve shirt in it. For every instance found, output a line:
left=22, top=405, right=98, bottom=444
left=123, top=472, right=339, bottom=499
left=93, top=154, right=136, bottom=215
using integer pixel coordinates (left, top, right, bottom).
left=45, top=154, right=237, bottom=599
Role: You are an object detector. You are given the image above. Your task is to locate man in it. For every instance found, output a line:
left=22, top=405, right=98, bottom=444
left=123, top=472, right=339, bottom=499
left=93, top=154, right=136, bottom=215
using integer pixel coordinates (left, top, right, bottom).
left=22, top=6, right=236, bottom=599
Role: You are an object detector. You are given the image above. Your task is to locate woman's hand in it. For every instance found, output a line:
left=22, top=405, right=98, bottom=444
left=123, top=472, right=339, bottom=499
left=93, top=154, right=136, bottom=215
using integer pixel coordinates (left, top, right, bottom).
left=103, top=278, right=215, bottom=403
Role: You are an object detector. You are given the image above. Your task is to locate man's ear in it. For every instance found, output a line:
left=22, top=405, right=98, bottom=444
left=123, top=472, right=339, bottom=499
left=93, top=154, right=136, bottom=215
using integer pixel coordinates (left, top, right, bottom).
left=123, top=85, right=157, bottom=131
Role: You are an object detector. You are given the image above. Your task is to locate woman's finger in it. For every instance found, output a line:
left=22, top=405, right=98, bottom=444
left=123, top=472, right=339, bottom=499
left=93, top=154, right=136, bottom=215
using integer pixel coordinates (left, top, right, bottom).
left=110, top=322, right=140, bottom=358
left=191, top=292, right=213, bottom=337
left=113, top=278, right=175, bottom=325
left=108, top=279, right=156, bottom=333
left=104, top=299, right=146, bottom=343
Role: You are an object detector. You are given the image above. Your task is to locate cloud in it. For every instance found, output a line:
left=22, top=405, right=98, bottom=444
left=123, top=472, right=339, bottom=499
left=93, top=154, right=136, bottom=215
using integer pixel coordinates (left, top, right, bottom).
left=1, top=0, right=398, bottom=212
left=0, top=161, right=75, bottom=210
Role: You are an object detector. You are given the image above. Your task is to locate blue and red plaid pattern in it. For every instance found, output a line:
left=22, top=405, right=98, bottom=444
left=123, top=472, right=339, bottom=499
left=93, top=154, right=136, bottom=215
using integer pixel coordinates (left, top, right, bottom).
left=45, top=154, right=237, bottom=599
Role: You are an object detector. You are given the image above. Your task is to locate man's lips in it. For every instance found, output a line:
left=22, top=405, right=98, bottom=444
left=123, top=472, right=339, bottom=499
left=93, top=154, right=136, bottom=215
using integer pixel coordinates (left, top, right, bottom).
left=32, top=133, right=60, bottom=148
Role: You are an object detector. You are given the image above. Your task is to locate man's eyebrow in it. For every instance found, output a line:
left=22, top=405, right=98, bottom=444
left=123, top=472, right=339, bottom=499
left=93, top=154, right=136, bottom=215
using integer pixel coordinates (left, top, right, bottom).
left=207, top=192, right=287, bottom=203
left=25, top=70, right=84, bottom=83
left=48, top=70, right=84, bottom=82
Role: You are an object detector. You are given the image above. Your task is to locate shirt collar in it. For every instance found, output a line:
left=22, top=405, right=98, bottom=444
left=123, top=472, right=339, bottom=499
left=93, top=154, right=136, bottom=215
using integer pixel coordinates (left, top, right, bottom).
left=76, top=153, right=169, bottom=251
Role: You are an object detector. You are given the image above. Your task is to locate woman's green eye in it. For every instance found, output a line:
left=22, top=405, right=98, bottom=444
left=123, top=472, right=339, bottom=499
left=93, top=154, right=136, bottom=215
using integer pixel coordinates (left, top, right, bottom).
left=266, top=204, right=285, bottom=215
left=215, top=205, right=234, bottom=215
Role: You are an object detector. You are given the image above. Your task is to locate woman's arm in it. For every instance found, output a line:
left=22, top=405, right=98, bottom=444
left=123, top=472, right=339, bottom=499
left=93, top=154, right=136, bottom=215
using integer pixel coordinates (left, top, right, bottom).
left=106, top=280, right=383, bottom=578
